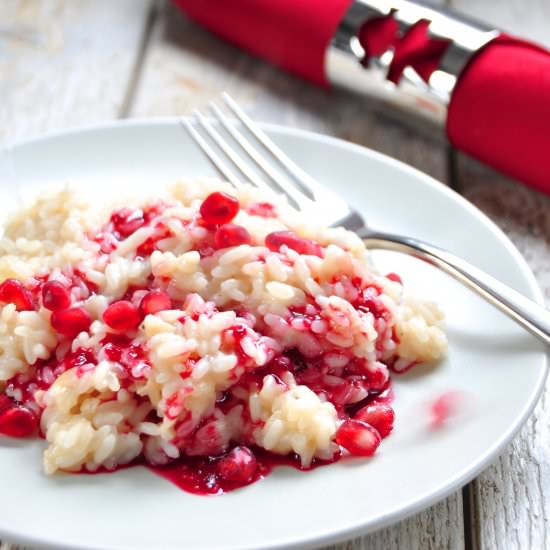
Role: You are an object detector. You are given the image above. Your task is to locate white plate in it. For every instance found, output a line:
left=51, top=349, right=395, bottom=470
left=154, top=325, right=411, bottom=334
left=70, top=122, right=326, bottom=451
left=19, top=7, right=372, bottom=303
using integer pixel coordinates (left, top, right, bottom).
left=0, top=120, right=547, bottom=550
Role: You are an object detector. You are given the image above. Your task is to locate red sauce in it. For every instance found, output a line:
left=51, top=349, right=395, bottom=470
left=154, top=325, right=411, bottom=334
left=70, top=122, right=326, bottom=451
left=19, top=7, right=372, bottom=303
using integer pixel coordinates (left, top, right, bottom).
left=246, top=202, right=276, bottom=218
left=0, top=195, right=408, bottom=496
left=146, top=447, right=341, bottom=496
left=74, top=447, right=342, bottom=496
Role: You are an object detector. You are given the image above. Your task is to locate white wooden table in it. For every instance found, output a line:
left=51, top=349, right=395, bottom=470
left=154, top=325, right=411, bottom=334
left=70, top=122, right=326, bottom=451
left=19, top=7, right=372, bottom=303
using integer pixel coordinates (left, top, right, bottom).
left=1, top=1, right=549, bottom=549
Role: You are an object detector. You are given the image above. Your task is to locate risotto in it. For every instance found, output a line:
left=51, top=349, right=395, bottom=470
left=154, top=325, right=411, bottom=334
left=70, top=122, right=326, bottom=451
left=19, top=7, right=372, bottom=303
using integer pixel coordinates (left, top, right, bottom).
left=0, top=179, right=447, bottom=493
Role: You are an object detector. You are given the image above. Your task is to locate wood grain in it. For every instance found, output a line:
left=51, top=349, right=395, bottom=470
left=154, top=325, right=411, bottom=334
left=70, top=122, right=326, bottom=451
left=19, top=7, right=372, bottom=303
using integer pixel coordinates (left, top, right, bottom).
left=130, top=3, right=464, bottom=550
left=452, top=156, right=550, bottom=550
left=321, top=495, right=465, bottom=550
left=0, top=0, right=152, bottom=144
left=449, top=0, right=550, bottom=48
left=449, top=1, right=550, bottom=548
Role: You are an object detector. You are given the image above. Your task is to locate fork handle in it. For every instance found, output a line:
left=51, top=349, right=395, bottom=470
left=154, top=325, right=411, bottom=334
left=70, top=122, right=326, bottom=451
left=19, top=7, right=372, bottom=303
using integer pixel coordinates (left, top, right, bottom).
left=361, top=230, right=550, bottom=347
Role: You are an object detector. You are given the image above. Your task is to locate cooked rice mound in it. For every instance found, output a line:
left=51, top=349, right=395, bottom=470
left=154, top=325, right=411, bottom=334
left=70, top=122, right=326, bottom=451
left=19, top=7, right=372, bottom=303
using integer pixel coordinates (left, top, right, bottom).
left=0, top=179, right=447, bottom=474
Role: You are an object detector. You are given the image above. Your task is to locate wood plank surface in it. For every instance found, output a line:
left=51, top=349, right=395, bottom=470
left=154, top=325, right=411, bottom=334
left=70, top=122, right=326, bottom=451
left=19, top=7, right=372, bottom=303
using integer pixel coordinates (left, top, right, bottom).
left=449, top=0, right=550, bottom=48
left=448, top=1, right=550, bottom=549
left=456, top=164, right=550, bottom=550
left=0, top=0, right=153, bottom=143
left=131, top=3, right=465, bottom=550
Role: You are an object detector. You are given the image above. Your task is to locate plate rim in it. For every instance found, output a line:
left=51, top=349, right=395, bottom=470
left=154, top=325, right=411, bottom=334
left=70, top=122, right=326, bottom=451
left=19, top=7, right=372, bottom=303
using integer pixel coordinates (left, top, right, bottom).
left=1, top=118, right=548, bottom=550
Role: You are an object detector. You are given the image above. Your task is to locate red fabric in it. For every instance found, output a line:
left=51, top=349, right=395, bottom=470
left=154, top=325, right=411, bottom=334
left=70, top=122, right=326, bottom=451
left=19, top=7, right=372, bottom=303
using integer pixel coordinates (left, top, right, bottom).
left=173, top=1, right=550, bottom=194
left=447, top=35, right=550, bottom=194
left=172, top=0, right=351, bottom=86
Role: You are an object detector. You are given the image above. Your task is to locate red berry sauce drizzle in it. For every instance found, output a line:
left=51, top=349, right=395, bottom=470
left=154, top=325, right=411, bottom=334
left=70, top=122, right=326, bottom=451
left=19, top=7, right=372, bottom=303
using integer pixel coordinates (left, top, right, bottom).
left=0, top=191, right=409, bottom=495
left=147, top=349, right=395, bottom=495
left=148, top=445, right=341, bottom=496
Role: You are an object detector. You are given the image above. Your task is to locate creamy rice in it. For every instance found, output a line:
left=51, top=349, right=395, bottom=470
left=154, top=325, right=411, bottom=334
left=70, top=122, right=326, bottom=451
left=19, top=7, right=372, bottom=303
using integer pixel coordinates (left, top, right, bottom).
left=0, top=179, right=447, bottom=478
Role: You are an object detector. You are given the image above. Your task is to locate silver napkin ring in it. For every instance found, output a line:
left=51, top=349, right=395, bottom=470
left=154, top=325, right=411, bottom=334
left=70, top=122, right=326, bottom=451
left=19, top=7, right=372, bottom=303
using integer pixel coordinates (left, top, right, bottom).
left=326, top=0, right=499, bottom=124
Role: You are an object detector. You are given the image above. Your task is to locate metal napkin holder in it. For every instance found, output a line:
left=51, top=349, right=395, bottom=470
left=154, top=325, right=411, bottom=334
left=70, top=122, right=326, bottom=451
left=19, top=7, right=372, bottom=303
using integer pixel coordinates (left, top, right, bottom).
left=326, top=0, right=499, bottom=124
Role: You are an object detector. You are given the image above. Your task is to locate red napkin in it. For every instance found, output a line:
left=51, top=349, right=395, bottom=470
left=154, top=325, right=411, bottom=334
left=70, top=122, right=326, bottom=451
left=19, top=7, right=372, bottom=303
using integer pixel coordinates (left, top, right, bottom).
left=173, top=0, right=349, bottom=85
left=448, top=36, right=550, bottom=194
left=174, top=0, right=550, bottom=195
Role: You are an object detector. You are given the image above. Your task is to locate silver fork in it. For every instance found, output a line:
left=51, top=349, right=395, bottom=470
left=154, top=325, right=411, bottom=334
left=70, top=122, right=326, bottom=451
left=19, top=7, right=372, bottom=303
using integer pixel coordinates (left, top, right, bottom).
left=182, top=92, right=550, bottom=347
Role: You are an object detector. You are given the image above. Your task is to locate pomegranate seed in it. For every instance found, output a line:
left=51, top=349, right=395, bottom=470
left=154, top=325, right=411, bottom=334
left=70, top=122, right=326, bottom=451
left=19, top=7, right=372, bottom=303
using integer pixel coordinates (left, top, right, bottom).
left=214, top=224, right=251, bottom=249
left=357, top=287, right=387, bottom=319
left=0, top=405, right=38, bottom=438
left=103, top=300, right=142, bottom=331
left=269, top=355, right=292, bottom=372
left=265, top=231, right=323, bottom=257
left=103, top=342, right=123, bottom=362
left=111, top=208, right=145, bottom=237
left=0, top=279, right=34, bottom=311
left=198, top=245, right=215, bottom=258
left=139, top=289, right=172, bottom=316
left=331, top=381, right=354, bottom=407
left=336, top=419, right=381, bottom=456
left=368, top=364, right=389, bottom=391
left=200, top=192, right=240, bottom=225
left=0, top=395, right=12, bottom=415
left=217, top=446, right=257, bottom=483
left=247, top=202, right=276, bottom=217
left=42, top=281, right=71, bottom=311
left=136, top=224, right=171, bottom=256
left=51, top=307, right=92, bottom=337
left=386, top=272, right=402, bottom=284
left=96, top=232, right=118, bottom=253
left=354, top=403, right=395, bottom=438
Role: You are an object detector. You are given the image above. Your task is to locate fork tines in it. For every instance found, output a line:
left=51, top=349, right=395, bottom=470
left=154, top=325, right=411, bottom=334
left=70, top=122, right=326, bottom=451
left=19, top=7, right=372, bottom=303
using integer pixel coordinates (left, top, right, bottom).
left=182, top=93, right=319, bottom=211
